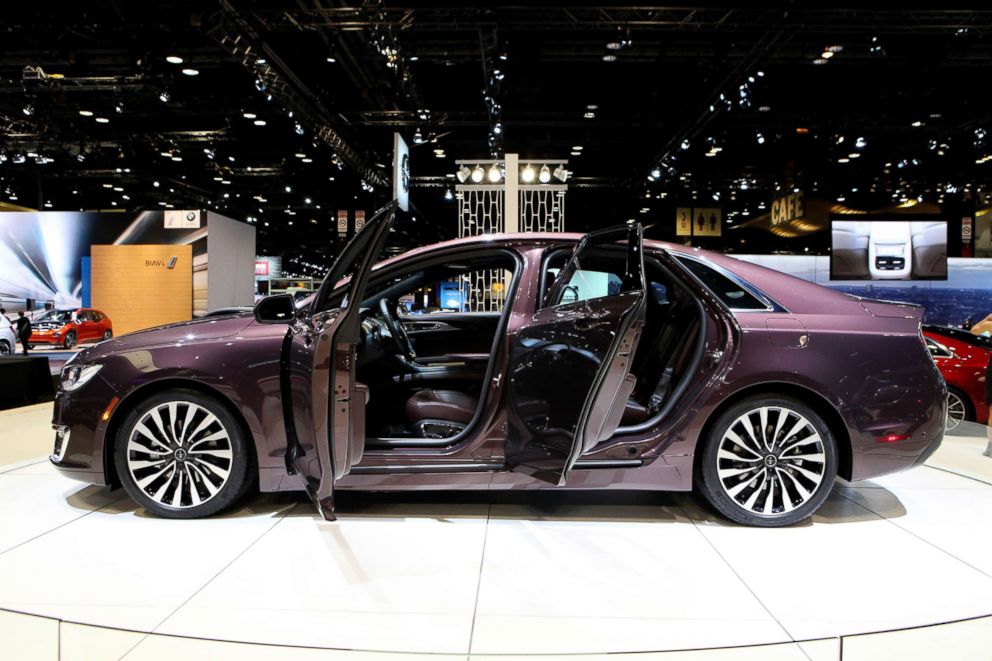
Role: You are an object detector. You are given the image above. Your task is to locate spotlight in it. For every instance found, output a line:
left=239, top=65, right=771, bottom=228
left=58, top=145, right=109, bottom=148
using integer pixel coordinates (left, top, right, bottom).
left=680, top=139, right=690, bottom=150
left=538, top=164, right=551, bottom=183
left=444, top=189, right=453, bottom=201
left=79, top=110, right=93, bottom=117
left=95, top=117, right=110, bottom=124
left=22, top=104, right=34, bottom=116
left=553, top=165, right=568, bottom=182
left=166, top=55, right=184, bottom=64
left=521, top=165, right=535, bottom=183
left=471, top=165, right=485, bottom=183
left=294, top=122, right=304, bottom=135
left=602, top=54, right=617, bottom=62
left=456, top=165, right=471, bottom=183
left=855, top=136, right=867, bottom=148
left=159, top=90, right=171, bottom=103
left=114, top=101, right=124, bottom=114
left=413, top=129, right=424, bottom=144
left=651, top=168, right=661, bottom=178
left=243, top=112, right=256, bottom=119
left=181, top=68, right=199, bottom=76
left=254, top=119, right=267, bottom=126
left=756, top=132, right=765, bottom=144
left=487, top=163, right=502, bottom=183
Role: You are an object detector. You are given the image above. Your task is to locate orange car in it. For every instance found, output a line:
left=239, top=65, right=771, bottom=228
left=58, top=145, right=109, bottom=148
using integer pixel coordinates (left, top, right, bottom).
left=30, top=308, right=113, bottom=349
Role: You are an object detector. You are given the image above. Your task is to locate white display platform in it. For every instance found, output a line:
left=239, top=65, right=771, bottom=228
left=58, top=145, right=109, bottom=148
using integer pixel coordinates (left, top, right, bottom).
left=2, top=455, right=992, bottom=659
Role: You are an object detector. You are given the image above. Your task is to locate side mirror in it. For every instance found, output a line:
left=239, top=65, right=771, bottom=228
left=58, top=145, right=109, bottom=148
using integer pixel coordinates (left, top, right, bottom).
left=253, top=294, right=296, bottom=324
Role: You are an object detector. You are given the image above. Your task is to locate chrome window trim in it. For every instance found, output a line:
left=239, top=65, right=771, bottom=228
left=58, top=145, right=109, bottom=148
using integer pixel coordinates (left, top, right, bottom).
left=671, top=253, right=788, bottom=313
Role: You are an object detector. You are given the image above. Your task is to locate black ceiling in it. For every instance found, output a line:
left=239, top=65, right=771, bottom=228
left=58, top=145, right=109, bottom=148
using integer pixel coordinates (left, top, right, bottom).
left=2, top=3, right=992, bottom=271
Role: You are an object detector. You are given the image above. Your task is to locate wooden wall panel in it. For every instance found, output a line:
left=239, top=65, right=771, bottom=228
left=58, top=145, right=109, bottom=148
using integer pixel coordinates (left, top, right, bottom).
left=90, top=245, right=192, bottom=336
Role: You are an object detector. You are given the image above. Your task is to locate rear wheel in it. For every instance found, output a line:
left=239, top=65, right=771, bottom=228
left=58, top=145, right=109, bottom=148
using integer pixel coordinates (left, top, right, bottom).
left=945, top=388, right=972, bottom=432
left=102, top=329, right=113, bottom=341
left=0, top=340, right=9, bottom=356
left=698, top=395, right=838, bottom=527
left=114, top=389, right=253, bottom=518
left=63, top=331, right=76, bottom=349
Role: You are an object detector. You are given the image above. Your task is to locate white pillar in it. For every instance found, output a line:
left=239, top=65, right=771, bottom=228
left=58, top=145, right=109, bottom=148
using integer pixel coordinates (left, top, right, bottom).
left=503, top=153, right=519, bottom=234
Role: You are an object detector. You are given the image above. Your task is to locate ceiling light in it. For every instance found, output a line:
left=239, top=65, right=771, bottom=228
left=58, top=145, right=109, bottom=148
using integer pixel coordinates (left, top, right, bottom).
left=821, top=51, right=834, bottom=59
left=553, top=165, right=568, bottom=182
left=848, top=153, right=861, bottom=158
left=855, top=136, right=867, bottom=148
left=181, top=68, right=199, bottom=76
left=826, top=45, right=844, bottom=53
left=243, top=112, right=257, bottom=119
left=471, top=165, right=485, bottom=183
left=444, top=189, right=453, bottom=200
left=301, top=158, right=313, bottom=163
left=487, top=164, right=502, bottom=183
left=171, top=155, right=182, bottom=161
left=22, top=104, right=34, bottom=116
left=572, top=145, right=583, bottom=151
left=570, top=151, right=581, bottom=156
left=538, top=164, right=551, bottom=183
left=79, top=110, right=94, bottom=117
left=95, top=117, right=110, bottom=123
left=602, top=54, right=617, bottom=62
left=583, top=112, right=595, bottom=119
left=456, top=165, right=471, bottom=183
left=651, top=168, right=661, bottom=178
left=813, top=58, right=828, bottom=65
left=153, top=181, right=160, bottom=187
left=159, top=90, right=170, bottom=103
left=912, top=120, right=923, bottom=127
left=166, top=55, right=183, bottom=64
left=326, top=57, right=336, bottom=63
left=521, top=165, right=535, bottom=183
left=254, top=119, right=267, bottom=126
left=837, top=157, right=850, bottom=163
left=606, top=41, right=622, bottom=50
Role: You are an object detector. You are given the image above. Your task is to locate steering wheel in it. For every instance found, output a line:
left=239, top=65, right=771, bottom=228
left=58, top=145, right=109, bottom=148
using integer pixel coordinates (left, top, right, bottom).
left=378, top=297, right=416, bottom=360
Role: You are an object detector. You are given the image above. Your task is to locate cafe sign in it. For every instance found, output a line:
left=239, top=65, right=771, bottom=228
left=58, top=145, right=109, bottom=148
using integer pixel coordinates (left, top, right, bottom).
left=771, top=191, right=805, bottom=227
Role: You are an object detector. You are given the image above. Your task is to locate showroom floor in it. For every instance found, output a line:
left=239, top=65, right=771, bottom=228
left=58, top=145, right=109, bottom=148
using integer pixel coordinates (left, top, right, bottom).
left=1, top=405, right=991, bottom=660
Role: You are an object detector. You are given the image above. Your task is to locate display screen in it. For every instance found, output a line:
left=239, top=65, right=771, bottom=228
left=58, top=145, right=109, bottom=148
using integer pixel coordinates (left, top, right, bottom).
left=830, top=219, right=947, bottom=281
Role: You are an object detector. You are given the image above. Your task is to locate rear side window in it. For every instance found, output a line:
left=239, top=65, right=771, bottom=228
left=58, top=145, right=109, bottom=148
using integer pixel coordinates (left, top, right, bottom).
left=675, top=257, right=768, bottom=310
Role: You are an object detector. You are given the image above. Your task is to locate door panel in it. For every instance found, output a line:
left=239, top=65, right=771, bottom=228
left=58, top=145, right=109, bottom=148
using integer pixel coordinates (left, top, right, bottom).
left=400, top=311, right=501, bottom=358
left=284, top=202, right=396, bottom=519
left=506, top=224, right=647, bottom=485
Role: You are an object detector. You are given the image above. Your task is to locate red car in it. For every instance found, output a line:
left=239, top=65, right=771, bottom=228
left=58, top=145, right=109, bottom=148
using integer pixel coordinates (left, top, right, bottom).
left=30, top=308, right=113, bottom=349
left=923, top=325, right=991, bottom=431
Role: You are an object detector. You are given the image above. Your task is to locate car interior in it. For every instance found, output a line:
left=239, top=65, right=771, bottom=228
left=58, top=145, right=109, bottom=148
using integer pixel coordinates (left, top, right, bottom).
left=831, top=220, right=947, bottom=280
left=350, top=243, right=707, bottom=452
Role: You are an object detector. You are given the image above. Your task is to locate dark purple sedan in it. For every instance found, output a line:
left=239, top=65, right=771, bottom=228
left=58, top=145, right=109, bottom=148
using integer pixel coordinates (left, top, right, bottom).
left=50, top=204, right=945, bottom=526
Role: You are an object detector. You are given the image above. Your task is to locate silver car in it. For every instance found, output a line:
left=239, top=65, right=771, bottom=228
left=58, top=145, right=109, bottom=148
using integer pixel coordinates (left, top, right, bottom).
left=0, top=315, right=16, bottom=355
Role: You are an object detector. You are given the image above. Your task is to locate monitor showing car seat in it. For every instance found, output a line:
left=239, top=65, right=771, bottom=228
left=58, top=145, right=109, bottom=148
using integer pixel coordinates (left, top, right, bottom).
left=830, top=219, right=947, bottom=280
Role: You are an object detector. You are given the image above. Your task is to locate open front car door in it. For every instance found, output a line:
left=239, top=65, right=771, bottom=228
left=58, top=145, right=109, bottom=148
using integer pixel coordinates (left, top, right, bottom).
left=506, top=224, right=647, bottom=485
left=284, top=202, right=396, bottom=519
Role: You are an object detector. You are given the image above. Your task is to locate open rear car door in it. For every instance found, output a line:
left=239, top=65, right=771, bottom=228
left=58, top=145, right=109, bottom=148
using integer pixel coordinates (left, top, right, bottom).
left=506, top=224, right=647, bottom=484
left=284, top=202, right=396, bottom=519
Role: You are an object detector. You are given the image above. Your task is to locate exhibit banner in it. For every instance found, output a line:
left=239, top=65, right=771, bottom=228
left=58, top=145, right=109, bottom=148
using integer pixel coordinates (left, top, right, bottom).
left=393, top=132, right=411, bottom=212
left=771, top=191, right=806, bottom=227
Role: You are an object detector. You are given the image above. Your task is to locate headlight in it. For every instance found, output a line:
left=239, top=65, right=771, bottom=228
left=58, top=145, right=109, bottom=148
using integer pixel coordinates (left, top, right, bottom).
left=61, top=364, right=103, bottom=392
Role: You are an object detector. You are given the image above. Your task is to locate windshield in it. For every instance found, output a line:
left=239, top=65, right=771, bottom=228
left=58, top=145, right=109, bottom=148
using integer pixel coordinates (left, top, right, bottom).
left=37, top=310, right=74, bottom=322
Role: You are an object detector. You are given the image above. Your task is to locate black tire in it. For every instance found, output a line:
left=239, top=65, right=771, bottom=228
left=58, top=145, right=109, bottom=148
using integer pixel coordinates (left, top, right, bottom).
left=113, top=389, right=253, bottom=519
left=102, top=329, right=113, bottom=340
left=697, top=395, right=838, bottom=527
left=0, top=340, right=9, bottom=356
left=945, top=387, right=973, bottom=432
left=63, top=331, right=77, bottom=349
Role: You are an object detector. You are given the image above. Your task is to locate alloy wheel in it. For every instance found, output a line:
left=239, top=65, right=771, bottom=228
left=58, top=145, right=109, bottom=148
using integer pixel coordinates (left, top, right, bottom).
left=125, top=401, right=234, bottom=509
left=945, top=392, right=967, bottom=432
left=0, top=341, right=9, bottom=356
left=715, top=405, right=826, bottom=517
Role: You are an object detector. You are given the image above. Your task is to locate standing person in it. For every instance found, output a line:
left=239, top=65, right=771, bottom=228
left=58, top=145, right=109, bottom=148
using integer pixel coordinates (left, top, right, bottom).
left=14, top=311, right=31, bottom=355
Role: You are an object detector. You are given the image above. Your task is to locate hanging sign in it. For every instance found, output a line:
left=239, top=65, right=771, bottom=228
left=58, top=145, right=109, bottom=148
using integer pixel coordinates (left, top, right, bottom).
left=393, top=132, right=410, bottom=212
left=355, top=210, right=366, bottom=233
left=337, top=210, right=348, bottom=238
left=771, top=191, right=805, bottom=227
left=676, top=207, right=692, bottom=236
left=962, top=216, right=973, bottom=242
left=164, top=209, right=201, bottom=229
left=694, top=207, right=722, bottom=237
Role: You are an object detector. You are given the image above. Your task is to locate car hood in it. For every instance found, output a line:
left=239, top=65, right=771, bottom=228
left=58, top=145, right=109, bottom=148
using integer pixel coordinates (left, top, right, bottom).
left=76, top=314, right=255, bottom=362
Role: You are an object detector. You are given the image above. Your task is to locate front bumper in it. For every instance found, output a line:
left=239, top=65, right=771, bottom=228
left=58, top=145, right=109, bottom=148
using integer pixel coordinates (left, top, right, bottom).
left=49, top=375, right=117, bottom=487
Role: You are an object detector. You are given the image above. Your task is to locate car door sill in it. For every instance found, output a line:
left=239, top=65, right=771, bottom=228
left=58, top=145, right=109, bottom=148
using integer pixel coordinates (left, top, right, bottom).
left=349, top=458, right=643, bottom=474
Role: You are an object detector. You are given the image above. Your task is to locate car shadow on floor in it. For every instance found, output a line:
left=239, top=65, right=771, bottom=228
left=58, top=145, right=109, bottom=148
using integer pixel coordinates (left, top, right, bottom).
left=75, top=480, right=907, bottom=526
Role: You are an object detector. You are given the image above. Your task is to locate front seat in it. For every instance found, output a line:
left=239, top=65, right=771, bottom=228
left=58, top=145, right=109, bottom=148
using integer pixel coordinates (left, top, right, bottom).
left=405, top=389, right=478, bottom=438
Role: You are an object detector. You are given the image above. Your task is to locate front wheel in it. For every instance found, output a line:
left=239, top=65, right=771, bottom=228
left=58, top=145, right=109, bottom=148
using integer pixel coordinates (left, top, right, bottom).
left=0, top=340, right=9, bottom=356
left=63, top=331, right=76, bottom=349
left=102, top=329, right=113, bottom=341
left=698, top=396, right=838, bottom=527
left=114, top=390, right=253, bottom=518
